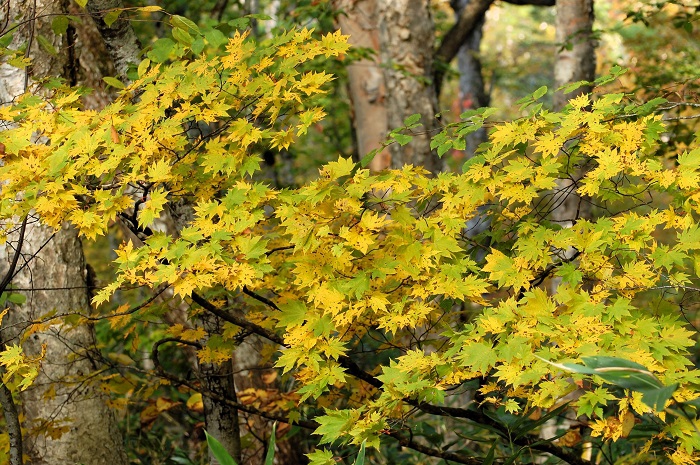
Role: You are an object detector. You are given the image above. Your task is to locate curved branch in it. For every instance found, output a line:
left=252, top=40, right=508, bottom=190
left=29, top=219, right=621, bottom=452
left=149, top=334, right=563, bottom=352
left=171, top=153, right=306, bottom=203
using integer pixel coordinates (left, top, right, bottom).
left=435, top=0, right=556, bottom=93
left=0, top=216, right=27, bottom=295
left=386, top=429, right=481, bottom=465
left=435, top=0, right=494, bottom=93
left=190, top=292, right=590, bottom=465
left=152, top=338, right=486, bottom=465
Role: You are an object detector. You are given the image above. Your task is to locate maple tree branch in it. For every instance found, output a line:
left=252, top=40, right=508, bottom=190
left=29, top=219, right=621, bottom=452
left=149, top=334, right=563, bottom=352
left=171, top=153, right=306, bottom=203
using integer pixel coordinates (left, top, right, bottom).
left=242, top=285, right=281, bottom=310
left=191, top=291, right=384, bottom=390
left=190, top=292, right=285, bottom=345
left=516, top=250, right=583, bottom=300
left=153, top=338, right=486, bottom=465
left=386, top=429, right=482, bottom=465
left=190, top=292, right=589, bottom=465
left=0, top=216, right=28, bottom=296
left=413, top=403, right=591, bottom=465
left=151, top=336, right=319, bottom=428
left=0, top=216, right=26, bottom=465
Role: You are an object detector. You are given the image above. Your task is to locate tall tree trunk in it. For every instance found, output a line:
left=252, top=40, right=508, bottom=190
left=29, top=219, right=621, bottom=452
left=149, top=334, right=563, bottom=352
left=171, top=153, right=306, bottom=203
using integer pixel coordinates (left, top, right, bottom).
left=2, top=224, right=129, bottom=465
left=542, top=3, right=596, bottom=454
left=0, top=1, right=128, bottom=464
left=335, top=0, right=390, bottom=171
left=552, top=0, right=596, bottom=226
left=452, top=0, right=490, bottom=157
left=200, top=315, right=242, bottom=465
left=554, top=0, right=596, bottom=110
left=377, top=0, right=442, bottom=172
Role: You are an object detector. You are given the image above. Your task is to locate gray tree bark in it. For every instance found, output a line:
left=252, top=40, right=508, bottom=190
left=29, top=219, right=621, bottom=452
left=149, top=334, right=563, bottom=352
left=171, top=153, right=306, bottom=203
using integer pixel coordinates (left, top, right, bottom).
left=552, top=0, right=596, bottom=226
left=0, top=1, right=128, bottom=464
left=452, top=0, right=490, bottom=157
left=200, top=316, right=242, bottom=465
left=554, top=0, right=596, bottom=110
left=335, top=0, right=391, bottom=171
left=86, top=0, right=142, bottom=79
left=377, top=0, right=442, bottom=172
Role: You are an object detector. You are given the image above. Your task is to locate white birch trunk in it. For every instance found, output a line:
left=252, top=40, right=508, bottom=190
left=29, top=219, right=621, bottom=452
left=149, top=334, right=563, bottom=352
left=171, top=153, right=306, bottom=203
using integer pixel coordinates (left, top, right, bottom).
left=0, top=1, right=127, bottom=463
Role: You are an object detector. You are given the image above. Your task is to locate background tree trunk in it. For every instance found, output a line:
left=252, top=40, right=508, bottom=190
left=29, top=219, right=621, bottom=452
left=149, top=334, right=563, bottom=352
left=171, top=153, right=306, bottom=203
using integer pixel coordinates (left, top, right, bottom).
left=554, top=0, right=596, bottom=110
left=452, top=0, right=490, bottom=157
left=336, top=0, right=391, bottom=171
left=0, top=1, right=128, bottom=464
left=551, top=0, right=596, bottom=226
left=377, top=0, right=442, bottom=172
left=200, top=315, right=242, bottom=465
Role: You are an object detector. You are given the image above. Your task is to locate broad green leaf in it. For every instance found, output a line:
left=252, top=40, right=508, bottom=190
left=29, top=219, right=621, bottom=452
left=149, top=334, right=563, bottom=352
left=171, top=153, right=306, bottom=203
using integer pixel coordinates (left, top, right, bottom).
left=104, top=10, right=121, bottom=27
left=403, top=114, right=421, bottom=126
left=51, top=16, right=69, bottom=36
left=103, top=76, right=125, bottom=89
left=171, top=15, right=200, bottom=34
left=532, top=85, right=547, bottom=100
left=204, top=431, right=238, bottom=465
left=6, top=293, right=26, bottom=305
left=263, top=422, right=277, bottom=465
left=36, top=35, right=57, bottom=57
left=641, top=384, right=678, bottom=411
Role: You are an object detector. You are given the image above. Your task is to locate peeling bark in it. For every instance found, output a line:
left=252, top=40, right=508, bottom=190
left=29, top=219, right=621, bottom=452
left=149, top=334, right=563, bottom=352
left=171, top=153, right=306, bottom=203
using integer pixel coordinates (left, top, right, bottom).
left=336, top=0, right=390, bottom=171
left=377, top=0, right=441, bottom=172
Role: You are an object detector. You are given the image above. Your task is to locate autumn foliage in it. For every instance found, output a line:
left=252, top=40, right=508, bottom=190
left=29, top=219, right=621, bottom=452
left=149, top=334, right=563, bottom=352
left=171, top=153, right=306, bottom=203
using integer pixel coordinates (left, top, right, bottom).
left=1, top=11, right=700, bottom=465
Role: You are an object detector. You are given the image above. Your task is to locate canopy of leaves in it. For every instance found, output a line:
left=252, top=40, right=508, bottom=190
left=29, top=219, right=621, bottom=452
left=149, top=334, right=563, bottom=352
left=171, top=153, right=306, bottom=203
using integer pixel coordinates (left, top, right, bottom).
left=1, top=10, right=700, bottom=465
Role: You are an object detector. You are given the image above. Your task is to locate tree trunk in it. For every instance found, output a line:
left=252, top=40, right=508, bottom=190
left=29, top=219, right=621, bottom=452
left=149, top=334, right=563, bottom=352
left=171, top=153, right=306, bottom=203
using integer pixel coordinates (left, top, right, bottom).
left=554, top=0, right=596, bottom=110
left=0, top=223, right=128, bottom=465
left=542, top=2, right=596, bottom=451
left=377, top=0, right=442, bottom=172
left=0, top=1, right=128, bottom=464
left=200, top=316, right=242, bottom=465
left=551, top=0, right=596, bottom=227
left=452, top=0, right=490, bottom=157
left=336, top=0, right=391, bottom=171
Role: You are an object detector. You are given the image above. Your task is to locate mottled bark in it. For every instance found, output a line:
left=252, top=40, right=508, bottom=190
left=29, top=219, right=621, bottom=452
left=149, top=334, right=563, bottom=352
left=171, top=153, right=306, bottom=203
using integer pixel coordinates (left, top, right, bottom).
left=86, top=0, right=142, bottom=79
left=0, top=379, right=22, bottom=465
left=551, top=0, right=596, bottom=227
left=452, top=0, right=490, bottom=157
left=554, top=0, right=596, bottom=110
left=378, top=0, right=441, bottom=172
left=0, top=1, right=128, bottom=464
left=200, top=316, right=242, bottom=465
left=336, top=0, right=390, bottom=171
left=0, top=222, right=128, bottom=465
